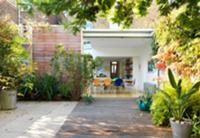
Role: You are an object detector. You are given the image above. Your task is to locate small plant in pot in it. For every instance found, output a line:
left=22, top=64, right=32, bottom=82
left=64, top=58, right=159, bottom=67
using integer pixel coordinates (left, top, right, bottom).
left=161, top=68, right=200, bottom=138
left=82, top=93, right=95, bottom=105
left=137, top=91, right=152, bottom=111
left=0, top=16, right=29, bottom=109
left=0, top=75, right=17, bottom=110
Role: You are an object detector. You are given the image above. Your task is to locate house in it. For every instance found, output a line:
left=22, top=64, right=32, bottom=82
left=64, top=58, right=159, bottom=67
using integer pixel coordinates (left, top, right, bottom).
left=0, top=0, right=159, bottom=91
left=82, top=29, right=156, bottom=91
left=80, top=2, right=159, bottom=91
left=32, top=25, right=158, bottom=91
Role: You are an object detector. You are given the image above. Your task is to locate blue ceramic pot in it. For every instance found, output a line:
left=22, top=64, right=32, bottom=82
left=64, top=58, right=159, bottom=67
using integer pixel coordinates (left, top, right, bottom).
left=138, top=101, right=151, bottom=111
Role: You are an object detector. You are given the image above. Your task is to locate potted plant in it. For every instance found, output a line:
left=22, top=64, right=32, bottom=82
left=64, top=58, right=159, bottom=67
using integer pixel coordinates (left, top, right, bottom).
left=0, top=75, right=17, bottom=110
left=0, top=16, right=29, bottom=109
left=161, top=69, right=200, bottom=138
left=137, top=91, right=152, bottom=111
left=82, top=93, right=95, bottom=105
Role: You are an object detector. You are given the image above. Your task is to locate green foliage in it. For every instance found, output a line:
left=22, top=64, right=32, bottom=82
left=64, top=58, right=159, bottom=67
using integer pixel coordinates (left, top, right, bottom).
left=137, top=88, right=153, bottom=111
left=0, top=76, right=15, bottom=91
left=17, top=63, right=36, bottom=99
left=137, top=93, right=152, bottom=105
left=162, top=69, right=200, bottom=121
left=58, top=83, right=72, bottom=98
left=17, top=45, right=102, bottom=101
left=154, top=4, right=200, bottom=79
left=151, top=69, right=200, bottom=126
left=33, top=73, right=59, bottom=100
left=192, top=115, right=200, bottom=138
left=151, top=89, right=172, bottom=126
left=50, top=45, right=101, bottom=101
left=18, top=0, right=199, bottom=32
left=82, top=93, right=95, bottom=104
left=18, top=0, right=194, bottom=32
left=111, top=0, right=134, bottom=28
left=0, top=16, right=29, bottom=91
left=137, top=86, right=155, bottom=111
left=17, top=73, right=35, bottom=99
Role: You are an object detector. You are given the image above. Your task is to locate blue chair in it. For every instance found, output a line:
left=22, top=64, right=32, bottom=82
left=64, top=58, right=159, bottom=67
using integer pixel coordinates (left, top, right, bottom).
left=114, top=78, right=123, bottom=87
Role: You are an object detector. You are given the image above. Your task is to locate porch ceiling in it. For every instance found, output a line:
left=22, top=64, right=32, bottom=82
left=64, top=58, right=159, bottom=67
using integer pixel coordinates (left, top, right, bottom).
left=83, top=29, right=154, bottom=38
left=83, top=29, right=153, bottom=48
left=88, top=37, right=152, bottom=48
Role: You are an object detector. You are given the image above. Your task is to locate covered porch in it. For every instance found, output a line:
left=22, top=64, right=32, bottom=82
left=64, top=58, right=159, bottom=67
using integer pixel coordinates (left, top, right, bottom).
left=82, top=29, right=157, bottom=92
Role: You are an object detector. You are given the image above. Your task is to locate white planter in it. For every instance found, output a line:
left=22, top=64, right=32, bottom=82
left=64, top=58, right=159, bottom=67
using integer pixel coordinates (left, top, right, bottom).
left=0, top=89, right=17, bottom=110
left=170, top=118, right=193, bottom=138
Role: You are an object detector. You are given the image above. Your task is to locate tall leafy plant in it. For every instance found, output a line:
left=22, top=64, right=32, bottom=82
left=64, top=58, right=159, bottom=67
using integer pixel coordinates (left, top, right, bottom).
left=33, top=73, right=59, bottom=100
left=192, top=115, right=200, bottom=137
left=50, top=45, right=101, bottom=101
left=17, top=63, right=36, bottom=99
left=0, top=16, right=29, bottom=91
left=161, top=69, right=200, bottom=121
left=154, top=5, right=200, bottom=79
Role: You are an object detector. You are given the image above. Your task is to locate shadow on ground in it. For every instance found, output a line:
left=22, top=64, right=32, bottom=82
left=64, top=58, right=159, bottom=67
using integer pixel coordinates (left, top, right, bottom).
left=56, top=98, right=172, bottom=138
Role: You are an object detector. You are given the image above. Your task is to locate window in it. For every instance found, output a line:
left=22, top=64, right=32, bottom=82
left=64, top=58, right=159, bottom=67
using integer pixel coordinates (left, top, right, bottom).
left=83, top=40, right=92, bottom=50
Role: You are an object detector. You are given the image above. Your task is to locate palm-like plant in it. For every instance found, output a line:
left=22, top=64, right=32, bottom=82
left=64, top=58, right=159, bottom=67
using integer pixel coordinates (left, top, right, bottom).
left=161, top=68, right=200, bottom=122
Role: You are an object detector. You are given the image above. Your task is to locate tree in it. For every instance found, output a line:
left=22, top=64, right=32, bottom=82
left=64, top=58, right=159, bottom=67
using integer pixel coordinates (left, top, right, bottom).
left=154, top=4, right=200, bottom=79
left=18, top=0, right=198, bottom=32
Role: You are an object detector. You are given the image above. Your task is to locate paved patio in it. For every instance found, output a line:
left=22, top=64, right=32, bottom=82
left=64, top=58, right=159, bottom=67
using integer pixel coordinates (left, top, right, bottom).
left=56, top=97, right=172, bottom=138
left=0, top=102, right=77, bottom=138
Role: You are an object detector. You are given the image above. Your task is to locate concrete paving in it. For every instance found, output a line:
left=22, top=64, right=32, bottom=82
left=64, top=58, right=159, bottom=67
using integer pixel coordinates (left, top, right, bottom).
left=0, top=101, right=77, bottom=138
left=56, top=97, right=172, bottom=138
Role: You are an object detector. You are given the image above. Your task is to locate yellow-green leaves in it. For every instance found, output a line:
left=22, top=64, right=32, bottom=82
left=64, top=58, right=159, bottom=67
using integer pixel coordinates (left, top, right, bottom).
left=154, top=3, right=200, bottom=79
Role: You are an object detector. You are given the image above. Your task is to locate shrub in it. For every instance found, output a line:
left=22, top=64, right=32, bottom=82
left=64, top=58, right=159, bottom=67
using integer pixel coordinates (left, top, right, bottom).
left=17, top=64, right=36, bottom=99
left=160, top=69, right=200, bottom=122
left=33, top=73, right=59, bottom=100
left=58, top=82, right=72, bottom=99
left=151, top=86, right=173, bottom=126
left=151, top=77, right=200, bottom=126
left=154, top=5, right=200, bottom=79
left=0, top=75, right=15, bottom=91
left=192, top=115, right=200, bottom=138
left=0, top=16, right=29, bottom=91
left=17, top=73, right=35, bottom=99
left=50, top=45, right=101, bottom=101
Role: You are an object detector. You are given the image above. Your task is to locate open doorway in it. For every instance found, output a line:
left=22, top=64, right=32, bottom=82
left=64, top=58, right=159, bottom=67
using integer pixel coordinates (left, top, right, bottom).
left=110, top=61, right=119, bottom=79
left=95, top=57, right=133, bottom=80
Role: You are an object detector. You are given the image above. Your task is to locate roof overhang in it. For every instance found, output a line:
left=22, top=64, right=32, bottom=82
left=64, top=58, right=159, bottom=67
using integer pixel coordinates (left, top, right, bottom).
left=83, top=29, right=154, bottom=38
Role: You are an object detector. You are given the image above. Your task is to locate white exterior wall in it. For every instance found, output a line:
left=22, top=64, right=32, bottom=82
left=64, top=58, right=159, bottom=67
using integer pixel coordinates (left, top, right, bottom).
left=82, top=29, right=157, bottom=91
left=83, top=41, right=157, bottom=91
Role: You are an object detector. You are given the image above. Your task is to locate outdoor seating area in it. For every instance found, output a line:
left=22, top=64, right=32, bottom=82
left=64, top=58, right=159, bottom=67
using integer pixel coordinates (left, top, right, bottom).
left=0, top=0, right=200, bottom=138
left=91, top=77, right=135, bottom=93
